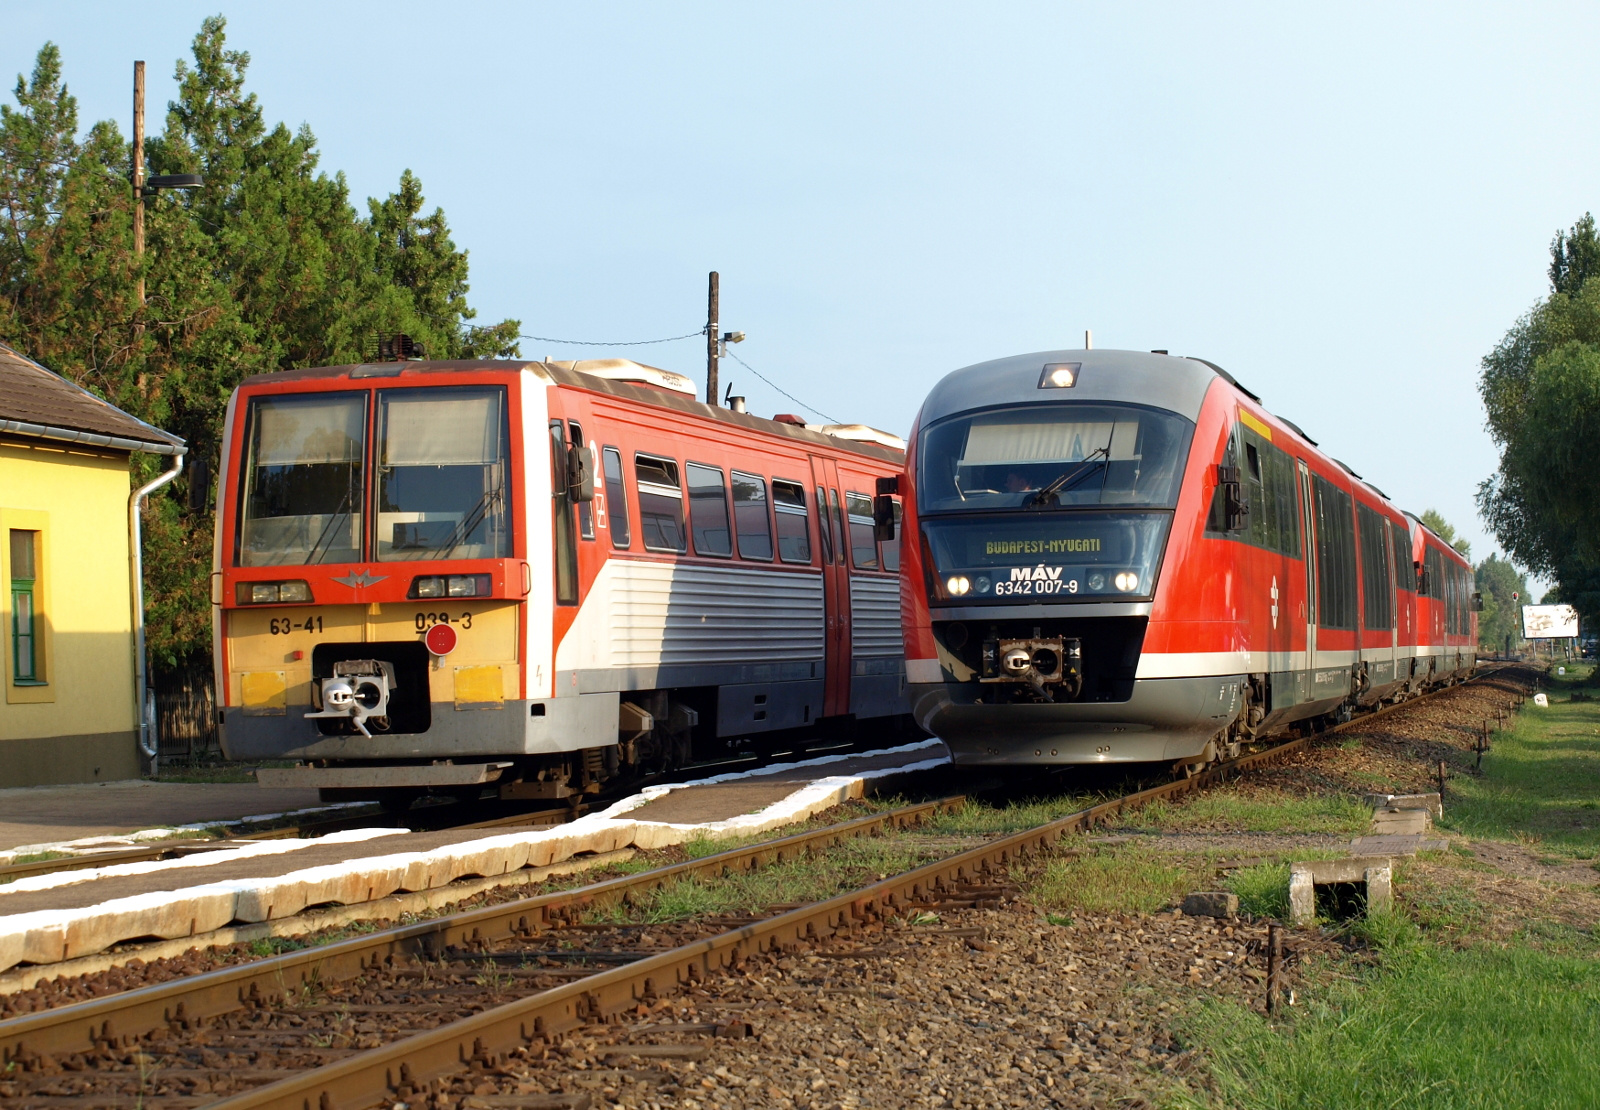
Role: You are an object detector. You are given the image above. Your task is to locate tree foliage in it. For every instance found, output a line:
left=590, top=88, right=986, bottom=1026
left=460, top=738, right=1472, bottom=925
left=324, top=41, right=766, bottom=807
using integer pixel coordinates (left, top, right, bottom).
left=1474, top=553, right=1527, bottom=652
left=1478, top=213, right=1600, bottom=627
left=1419, top=509, right=1471, bottom=559
left=0, top=20, right=518, bottom=672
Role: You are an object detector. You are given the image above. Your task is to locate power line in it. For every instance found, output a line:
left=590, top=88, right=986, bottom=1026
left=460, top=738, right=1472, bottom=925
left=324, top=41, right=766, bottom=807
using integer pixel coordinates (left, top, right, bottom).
left=519, top=329, right=705, bottom=348
left=724, top=350, right=839, bottom=424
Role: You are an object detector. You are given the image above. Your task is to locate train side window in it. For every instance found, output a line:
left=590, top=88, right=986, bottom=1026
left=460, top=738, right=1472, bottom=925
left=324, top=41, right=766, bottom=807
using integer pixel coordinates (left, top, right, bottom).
left=1357, top=503, right=1393, bottom=631
left=636, top=454, right=687, bottom=553
left=829, top=488, right=848, bottom=565
left=1245, top=442, right=1261, bottom=481
left=687, top=464, right=733, bottom=557
left=731, top=471, right=774, bottom=561
left=1205, top=430, right=1240, bottom=537
left=1423, top=546, right=1442, bottom=599
left=602, top=447, right=630, bottom=549
left=814, top=486, right=835, bottom=564
left=1312, top=475, right=1357, bottom=630
left=881, top=501, right=902, bottom=572
left=568, top=421, right=594, bottom=540
left=773, top=480, right=812, bottom=564
left=549, top=421, right=579, bottom=605
left=1390, top=520, right=1412, bottom=593
left=845, top=493, right=880, bottom=570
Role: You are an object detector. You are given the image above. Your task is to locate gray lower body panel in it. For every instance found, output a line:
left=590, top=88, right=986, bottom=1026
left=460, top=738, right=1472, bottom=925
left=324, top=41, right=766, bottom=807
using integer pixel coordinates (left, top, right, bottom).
left=715, top=680, right=824, bottom=736
left=221, top=692, right=620, bottom=763
left=913, top=676, right=1243, bottom=766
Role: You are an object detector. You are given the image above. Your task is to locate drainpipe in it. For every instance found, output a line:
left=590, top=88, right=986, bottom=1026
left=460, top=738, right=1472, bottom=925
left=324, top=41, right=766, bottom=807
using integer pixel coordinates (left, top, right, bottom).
left=130, top=450, right=185, bottom=775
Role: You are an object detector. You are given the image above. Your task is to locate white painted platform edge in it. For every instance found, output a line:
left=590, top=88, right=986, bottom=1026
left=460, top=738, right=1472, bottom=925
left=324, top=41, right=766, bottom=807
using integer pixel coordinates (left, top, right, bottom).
left=0, top=802, right=372, bottom=865
left=0, top=741, right=951, bottom=972
left=0, top=828, right=406, bottom=896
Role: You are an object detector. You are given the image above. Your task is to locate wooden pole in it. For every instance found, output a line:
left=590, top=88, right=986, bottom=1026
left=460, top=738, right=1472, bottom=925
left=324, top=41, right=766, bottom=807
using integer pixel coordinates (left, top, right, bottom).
left=1265, top=923, right=1283, bottom=1013
left=132, top=60, right=145, bottom=308
left=705, top=271, right=719, bottom=406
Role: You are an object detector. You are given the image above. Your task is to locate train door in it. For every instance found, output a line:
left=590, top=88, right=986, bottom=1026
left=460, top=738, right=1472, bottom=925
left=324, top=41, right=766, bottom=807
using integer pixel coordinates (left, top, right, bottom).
left=809, top=455, right=852, bottom=718
left=1297, top=460, right=1318, bottom=703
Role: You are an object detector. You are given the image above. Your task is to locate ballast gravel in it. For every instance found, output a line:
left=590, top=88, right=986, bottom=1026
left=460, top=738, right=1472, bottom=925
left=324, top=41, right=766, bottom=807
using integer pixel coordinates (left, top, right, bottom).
left=427, top=902, right=1339, bottom=1110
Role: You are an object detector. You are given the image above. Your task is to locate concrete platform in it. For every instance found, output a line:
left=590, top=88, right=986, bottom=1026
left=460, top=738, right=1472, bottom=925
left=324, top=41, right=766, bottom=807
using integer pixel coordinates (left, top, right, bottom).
left=0, top=740, right=950, bottom=975
left=0, top=780, right=326, bottom=856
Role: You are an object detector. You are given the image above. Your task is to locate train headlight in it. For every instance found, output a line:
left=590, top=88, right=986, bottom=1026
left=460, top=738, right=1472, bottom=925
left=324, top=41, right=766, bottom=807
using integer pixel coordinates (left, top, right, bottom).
left=409, top=574, right=491, bottom=599
left=236, top=580, right=313, bottom=605
left=1088, top=573, right=1105, bottom=591
left=1114, top=572, right=1140, bottom=592
left=1038, top=362, right=1081, bottom=389
left=946, top=575, right=971, bottom=597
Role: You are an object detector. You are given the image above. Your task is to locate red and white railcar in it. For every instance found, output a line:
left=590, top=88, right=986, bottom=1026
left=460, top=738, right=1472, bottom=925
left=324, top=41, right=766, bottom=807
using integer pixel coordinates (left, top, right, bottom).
left=893, top=349, right=1476, bottom=770
left=213, top=358, right=911, bottom=805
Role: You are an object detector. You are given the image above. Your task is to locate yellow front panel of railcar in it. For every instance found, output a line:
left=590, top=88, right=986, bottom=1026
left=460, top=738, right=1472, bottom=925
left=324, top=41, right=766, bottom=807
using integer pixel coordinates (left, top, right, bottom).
left=226, top=601, right=521, bottom=711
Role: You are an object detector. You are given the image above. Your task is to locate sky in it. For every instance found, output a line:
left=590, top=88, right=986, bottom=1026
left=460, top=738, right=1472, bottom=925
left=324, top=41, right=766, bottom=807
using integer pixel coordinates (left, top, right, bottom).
left=8, top=2, right=1597, bottom=584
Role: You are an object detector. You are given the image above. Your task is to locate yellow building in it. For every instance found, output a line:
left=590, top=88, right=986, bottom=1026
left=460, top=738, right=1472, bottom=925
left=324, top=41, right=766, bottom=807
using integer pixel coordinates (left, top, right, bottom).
left=0, top=342, right=184, bottom=786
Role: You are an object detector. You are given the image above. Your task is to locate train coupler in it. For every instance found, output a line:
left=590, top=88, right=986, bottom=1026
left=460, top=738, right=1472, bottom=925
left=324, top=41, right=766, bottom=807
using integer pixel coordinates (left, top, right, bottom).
left=305, top=659, right=397, bottom=737
left=980, top=635, right=1082, bottom=702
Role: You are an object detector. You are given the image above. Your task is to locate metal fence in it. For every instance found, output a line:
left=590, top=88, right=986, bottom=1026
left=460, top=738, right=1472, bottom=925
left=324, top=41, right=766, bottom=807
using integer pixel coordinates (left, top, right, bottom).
left=154, top=671, right=220, bottom=764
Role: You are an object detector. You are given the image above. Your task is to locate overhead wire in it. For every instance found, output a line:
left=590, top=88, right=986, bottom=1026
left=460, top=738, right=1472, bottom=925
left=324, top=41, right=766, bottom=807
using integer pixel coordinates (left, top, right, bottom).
left=518, top=323, right=841, bottom=425
left=723, top=349, right=840, bottom=424
left=518, top=330, right=705, bottom=347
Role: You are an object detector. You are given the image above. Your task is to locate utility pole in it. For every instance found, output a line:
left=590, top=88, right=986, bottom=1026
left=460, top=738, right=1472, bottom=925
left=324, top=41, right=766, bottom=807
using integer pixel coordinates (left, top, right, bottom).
left=132, top=60, right=146, bottom=308
left=705, top=270, right=720, bottom=406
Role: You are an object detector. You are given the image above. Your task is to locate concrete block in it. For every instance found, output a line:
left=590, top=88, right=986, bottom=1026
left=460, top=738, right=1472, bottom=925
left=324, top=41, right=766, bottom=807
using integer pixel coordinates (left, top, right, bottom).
left=1362, top=792, right=1442, bottom=820
left=1290, top=856, right=1395, bottom=926
left=1181, top=891, right=1238, bottom=918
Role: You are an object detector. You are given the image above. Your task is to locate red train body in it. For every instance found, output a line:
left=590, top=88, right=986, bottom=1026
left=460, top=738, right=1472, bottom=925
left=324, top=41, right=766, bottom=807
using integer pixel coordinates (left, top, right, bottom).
left=213, top=358, right=912, bottom=804
left=896, top=349, right=1477, bottom=769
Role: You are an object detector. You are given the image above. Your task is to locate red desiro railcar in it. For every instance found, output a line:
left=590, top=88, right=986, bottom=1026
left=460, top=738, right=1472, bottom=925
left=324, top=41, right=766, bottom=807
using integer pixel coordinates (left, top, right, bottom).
left=213, top=357, right=912, bottom=806
left=890, top=349, right=1477, bottom=771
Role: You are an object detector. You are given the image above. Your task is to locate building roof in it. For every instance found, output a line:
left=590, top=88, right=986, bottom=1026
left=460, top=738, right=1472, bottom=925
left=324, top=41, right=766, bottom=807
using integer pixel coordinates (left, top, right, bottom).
left=0, top=342, right=184, bottom=455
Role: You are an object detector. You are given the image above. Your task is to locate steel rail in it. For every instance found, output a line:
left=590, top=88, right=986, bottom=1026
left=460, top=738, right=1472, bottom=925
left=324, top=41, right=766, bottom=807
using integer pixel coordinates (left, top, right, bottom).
left=198, top=665, right=1517, bottom=1110
left=0, top=797, right=964, bottom=1064
left=0, top=665, right=1514, bottom=1107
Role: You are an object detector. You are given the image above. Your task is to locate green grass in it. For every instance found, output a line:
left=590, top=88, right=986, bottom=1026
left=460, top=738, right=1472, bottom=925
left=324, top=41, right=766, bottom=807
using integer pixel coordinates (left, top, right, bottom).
left=1135, top=790, right=1371, bottom=835
left=583, top=833, right=931, bottom=924
left=1440, top=663, right=1600, bottom=857
left=1024, top=843, right=1203, bottom=915
left=1174, top=942, right=1600, bottom=1109
left=926, top=796, right=1105, bottom=837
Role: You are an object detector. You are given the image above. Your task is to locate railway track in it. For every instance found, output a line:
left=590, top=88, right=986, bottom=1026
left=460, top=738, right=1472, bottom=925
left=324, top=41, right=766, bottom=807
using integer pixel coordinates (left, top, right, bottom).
left=0, top=668, right=1509, bottom=1109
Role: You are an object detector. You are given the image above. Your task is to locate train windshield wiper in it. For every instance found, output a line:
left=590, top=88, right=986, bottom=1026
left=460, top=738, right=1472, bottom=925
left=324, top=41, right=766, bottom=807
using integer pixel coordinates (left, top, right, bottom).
left=1023, top=446, right=1110, bottom=509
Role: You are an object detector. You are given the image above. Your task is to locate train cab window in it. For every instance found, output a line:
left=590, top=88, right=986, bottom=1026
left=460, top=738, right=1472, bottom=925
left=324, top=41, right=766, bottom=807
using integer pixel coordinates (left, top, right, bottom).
left=1312, top=475, right=1357, bottom=630
left=1245, top=442, right=1261, bottom=481
left=687, top=464, right=733, bottom=557
left=1391, top=521, right=1413, bottom=593
left=881, top=500, right=903, bottom=572
left=845, top=492, right=879, bottom=570
left=376, top=387, right=510, bottom=562
left=602, top=447, right=630, bottom=549
left=773, top=480, right=812, bottom=564
left=1357, top=503, right=1393, bottom=631
left=815, top=486, right=835, bottom=564
left=731, top=471, right=774, bottom=561
left=238, top=392, right=366, bottom=566
left=568, top=421, right=594, bottom=540
left=636, top=454, right=687, bottom=553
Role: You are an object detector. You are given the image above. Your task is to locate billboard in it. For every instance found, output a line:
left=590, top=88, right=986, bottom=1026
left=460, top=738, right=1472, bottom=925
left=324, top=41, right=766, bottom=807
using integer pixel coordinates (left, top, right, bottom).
left=1522, top=604, right=1579, bottom=639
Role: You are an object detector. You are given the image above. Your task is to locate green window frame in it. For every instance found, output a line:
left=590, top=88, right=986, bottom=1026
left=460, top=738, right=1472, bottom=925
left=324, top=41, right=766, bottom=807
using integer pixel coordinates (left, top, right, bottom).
left=9, top=529, right=39, bottom=684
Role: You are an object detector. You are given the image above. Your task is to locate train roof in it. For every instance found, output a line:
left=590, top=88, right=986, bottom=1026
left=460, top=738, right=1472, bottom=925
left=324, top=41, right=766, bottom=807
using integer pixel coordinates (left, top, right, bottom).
left=239, top=358, right=905, bottom=464
left=917, top=349, right=1226, bottom=428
